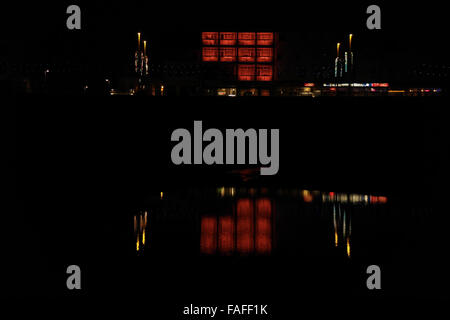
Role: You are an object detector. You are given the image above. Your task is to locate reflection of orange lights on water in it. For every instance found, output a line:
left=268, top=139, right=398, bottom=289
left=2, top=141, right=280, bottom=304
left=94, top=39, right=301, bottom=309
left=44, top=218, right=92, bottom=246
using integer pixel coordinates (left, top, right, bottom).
left=256, top=199, right=272, bottom=253
left=200, top=217, right=217, bottom=254
left=200, top=198, right=273, bottom=255
left=346, top=237, right=351, bottom=257
left=334, top=231, right=338, bottom=247
left=219, top=216, right=234, bottom=254
left=237, top=199, right=254, bottom=254
left=302, top=190, right=313, bottom=203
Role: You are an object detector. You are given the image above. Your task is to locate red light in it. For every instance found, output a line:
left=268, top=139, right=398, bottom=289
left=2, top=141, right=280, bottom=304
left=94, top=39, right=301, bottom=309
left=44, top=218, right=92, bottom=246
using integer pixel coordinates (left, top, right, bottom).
left=378, top=196, right=388, bottom=203
left=257, top=32, right=273, bottom=46
left=202, top=47, right=218, bottom=62
left=220, top=47, right=236, bottom=62
left=238, top=48, right=255, bottom=62
left=200, top=217, right=217, bottom=254
left=255, top=199, right=272, bottom=254
left=237, top=199, right=254, bottom=254
left=218, top=216, right=234, bottom=254
left=372, top=83, right=389, bottom=87
left=238, top=64, right=255, bottom=81
left=220, top=32, right=237, bottom=46
left=238, top=32, right=256, bottom=46
left=256, top=199, right=271, bottom=218
left=256, top=65, right=272, bottom=81
left=304, top=83, right=315, bottom=87
left=257, top=47, right=273, bottom=62
left=202, top=32, right=218, bottom=46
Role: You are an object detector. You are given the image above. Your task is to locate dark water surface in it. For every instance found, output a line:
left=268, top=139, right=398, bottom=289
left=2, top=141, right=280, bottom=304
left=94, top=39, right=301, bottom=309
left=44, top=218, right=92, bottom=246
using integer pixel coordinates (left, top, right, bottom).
left=12, top=97, right=450, bottom=311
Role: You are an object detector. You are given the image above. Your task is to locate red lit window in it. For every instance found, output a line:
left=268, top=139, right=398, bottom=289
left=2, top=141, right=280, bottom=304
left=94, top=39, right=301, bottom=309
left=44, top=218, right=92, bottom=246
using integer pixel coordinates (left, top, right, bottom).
left=200, top=216, right=217, bottom=254
left=238, top=32, right=256, bottom=46
left=202, top=47, right=218, bottom=62
left=202, top=32, right=218, bottom=45
left=257, top=48, right=273, bottom=62
left=256, top=65, right=272, bottom=81
left=257, top=32, right=274, bottom=46
left=220, top=32, right=237, bottom=46
left=238, top=48, right=255, bottom=62
left=238, top=64, right=255, bottom=81
left=220, top=47, right=236, bottom=62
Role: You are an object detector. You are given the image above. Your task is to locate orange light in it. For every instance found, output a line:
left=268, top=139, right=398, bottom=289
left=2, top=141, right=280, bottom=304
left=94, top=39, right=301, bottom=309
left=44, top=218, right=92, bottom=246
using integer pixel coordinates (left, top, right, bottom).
left=238, top=48, right=255, bottom=62
left=202, top=47, right=219, bottom=62
left=256, top=65, right=273, bottom=81
left=219, top=32, right=237, bottom=46
left=238, top=32, right=256, bottom=45
left=238, top=64, right=255, bottom=81
left=257, top=32, right=274, bottom=46
left=202, top=32, right=218, bottom=45
left=256, top=47, right=273, bottom=62
left=218, top=216, right=234, bottom=254
left=220, top=47, right=237, bottom=62
left=200, top=217, right=217, bottom=254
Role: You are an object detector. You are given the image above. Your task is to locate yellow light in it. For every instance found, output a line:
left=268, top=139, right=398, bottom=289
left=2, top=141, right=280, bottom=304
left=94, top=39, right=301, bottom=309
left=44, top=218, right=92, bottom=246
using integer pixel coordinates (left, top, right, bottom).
left=335, top=231, right=338, bottom=247
left=136, top=235, right=140, bottom=251
left=137, top=32, right=141, bottom=51
left=337, top=42, right=341, bottom=57
left=349, top=34, right=353, bottom=51
left=142, top=229, right=145, bottom=245
left=160, top=191, right=163, bottom=199
left=346, top=237, right=351, bottom=257
left=143, top=40, right=147, bottom=56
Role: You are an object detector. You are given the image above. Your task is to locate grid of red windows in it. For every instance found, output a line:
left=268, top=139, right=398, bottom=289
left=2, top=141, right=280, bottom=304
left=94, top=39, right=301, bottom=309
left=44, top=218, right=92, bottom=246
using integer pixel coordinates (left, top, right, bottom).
left=238, top=32, right=256, bottom=46
left=220, top=32, right=237, bottom=46
left=238, top=64, right=256, bottom=81
left=238, top=48, right=256, bottom=62
left=256, top=65, right=273, bottom=81
left=202, top=32, right=274, bottom=81
left=257, top=32, right=273, bottom=46
left=202, top=32, right=218, bottom=45
left=257, top=47, right=273, bottom=63
left=202, top=47, right=218, bottom=62
left=220, top=47, right=237, bottom=62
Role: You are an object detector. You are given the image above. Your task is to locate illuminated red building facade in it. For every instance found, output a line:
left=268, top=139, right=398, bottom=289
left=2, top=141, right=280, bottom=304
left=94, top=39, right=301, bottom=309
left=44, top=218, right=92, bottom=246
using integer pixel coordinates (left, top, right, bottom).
left=202, top=32, right=277, bottom=83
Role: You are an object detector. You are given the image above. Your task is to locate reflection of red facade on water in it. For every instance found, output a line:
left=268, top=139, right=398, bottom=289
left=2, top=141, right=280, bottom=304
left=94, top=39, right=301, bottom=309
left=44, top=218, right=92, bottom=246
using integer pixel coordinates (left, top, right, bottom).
left=200, top=216, right=217, bottom=254
left=200, top=198, right=273, bottom=254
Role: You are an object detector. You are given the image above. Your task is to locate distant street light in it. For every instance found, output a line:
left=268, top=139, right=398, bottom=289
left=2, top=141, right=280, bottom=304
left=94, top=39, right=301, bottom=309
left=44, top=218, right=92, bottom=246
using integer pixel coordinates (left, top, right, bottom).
left=349, top=34, right=353, bottom=52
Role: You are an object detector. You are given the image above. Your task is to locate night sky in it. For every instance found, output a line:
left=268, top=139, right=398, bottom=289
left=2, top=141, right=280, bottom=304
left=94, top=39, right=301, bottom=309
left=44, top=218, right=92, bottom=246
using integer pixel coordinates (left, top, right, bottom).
left=3, top=1, right=449, bottom=80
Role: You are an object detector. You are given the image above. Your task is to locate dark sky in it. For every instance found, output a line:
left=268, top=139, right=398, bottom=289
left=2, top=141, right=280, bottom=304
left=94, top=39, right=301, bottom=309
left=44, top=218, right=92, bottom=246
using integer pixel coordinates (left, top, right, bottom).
left=2, top=1, right=449, bottom=74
